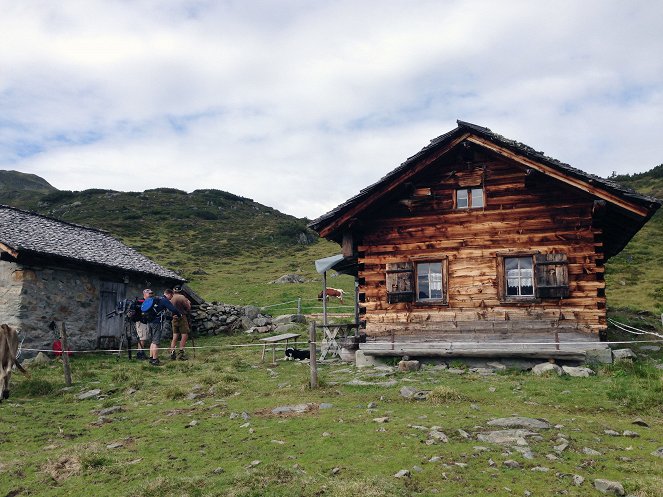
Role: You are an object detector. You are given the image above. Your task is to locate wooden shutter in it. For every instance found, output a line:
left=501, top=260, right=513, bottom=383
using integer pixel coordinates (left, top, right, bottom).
left=535, top=253, right=569, bottom=298
left=386, top=262, right=414, bottom=304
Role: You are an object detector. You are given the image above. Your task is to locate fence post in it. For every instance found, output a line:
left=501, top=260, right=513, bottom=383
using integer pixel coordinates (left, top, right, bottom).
left=297, top=298, right=302, bottom=315
left=60, top=323, right=72, bottom=387
left=309, top=321, right=318, bottom=389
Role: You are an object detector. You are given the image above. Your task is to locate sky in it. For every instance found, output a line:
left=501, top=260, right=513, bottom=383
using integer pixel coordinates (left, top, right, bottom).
left=1, top=1, right=662, bottom=219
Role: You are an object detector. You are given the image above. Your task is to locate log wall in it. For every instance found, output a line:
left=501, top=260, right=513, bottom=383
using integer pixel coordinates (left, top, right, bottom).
left=356, top=157, right=605, bottom=337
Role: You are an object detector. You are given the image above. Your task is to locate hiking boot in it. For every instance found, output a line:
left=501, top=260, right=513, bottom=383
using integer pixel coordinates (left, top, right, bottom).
left=170, top=350, right=177, bottom=361
left=177, top=349, right=187, bottom=361
left=149, top=358, right=162, bottom=366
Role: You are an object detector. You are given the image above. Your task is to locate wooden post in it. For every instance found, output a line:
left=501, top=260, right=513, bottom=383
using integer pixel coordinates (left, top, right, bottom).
left=309, top=321, right=318, bottom=389
left=322, top=272, right=328, bottom=326
left=297, top=298, right=302, bottom=315
left=60, top=323, right=72, bottom=387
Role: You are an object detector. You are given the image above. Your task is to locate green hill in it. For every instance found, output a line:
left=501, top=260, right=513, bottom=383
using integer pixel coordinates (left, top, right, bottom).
left=604, top=165, right=663, bottom=315
left=0, top=181, right=351, bottom=309
left=0, top=169, right=56, bottom=192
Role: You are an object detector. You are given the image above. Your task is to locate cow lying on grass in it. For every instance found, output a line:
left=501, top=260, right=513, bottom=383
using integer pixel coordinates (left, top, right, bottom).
left=1, top=324, right=28, bottom=401
left=285, top=347, right=310, bottom=360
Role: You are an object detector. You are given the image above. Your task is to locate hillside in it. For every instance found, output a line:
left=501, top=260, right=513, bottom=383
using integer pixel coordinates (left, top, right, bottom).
left=0, top=169, right=56, bottom=192
left=0, top=181, right=352, bottom=308
left=604, top=165, right=663, bottom=314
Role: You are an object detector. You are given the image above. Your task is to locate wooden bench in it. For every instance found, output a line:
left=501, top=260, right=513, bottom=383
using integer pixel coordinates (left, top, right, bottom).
left=259, top=333, right=301, bottom=363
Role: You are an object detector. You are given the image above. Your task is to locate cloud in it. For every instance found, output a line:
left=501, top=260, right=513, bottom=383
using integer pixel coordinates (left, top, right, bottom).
left=1, top=0, right=662, bottom=218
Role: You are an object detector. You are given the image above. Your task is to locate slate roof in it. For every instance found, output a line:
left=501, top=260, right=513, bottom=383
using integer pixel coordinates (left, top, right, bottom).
left=0, top=205, right=184, bottom=281
left=309, top=120, right=661, bottom=234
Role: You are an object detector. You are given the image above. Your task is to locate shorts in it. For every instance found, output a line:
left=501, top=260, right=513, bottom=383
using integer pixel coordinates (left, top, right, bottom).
left=149, top=322, right=163, bottom=345
left=172, top=315, right=190, bottom=336
left=135, top=322, right=149, bottom=341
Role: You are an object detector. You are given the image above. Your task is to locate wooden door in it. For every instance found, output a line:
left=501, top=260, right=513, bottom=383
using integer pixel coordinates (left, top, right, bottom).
left=97, top=281, right=126, bottom=346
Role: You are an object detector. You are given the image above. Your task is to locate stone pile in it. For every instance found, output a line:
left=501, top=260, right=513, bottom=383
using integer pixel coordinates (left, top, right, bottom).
left=190, top=303, right=306, bottom=336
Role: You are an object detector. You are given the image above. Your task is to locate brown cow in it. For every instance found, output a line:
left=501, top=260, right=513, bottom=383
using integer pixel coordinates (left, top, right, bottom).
left=1, top=323, right=28, bottom=401
left=317, top=287, right=345, bottom=304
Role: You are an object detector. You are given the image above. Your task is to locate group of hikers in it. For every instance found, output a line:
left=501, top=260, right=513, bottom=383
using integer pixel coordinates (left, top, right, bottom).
left=132, top=286, right=191, bottom=366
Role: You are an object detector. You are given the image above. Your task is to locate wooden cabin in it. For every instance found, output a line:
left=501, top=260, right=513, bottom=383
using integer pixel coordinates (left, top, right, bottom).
left=309, top=121, right=660, bottom=357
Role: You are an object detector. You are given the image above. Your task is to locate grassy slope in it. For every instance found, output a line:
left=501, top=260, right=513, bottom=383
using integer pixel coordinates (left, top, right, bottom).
left=604, top=167, right=663, bottom=315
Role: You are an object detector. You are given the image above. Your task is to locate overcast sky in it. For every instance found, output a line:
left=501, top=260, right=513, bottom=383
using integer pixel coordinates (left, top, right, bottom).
left=1, top=1, right=662, bottom=219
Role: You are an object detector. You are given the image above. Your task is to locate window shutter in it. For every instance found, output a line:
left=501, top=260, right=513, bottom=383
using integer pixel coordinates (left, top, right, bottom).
left=386, top=262, right=414, bottom=303
left=535, top=253, right=569, bottom=298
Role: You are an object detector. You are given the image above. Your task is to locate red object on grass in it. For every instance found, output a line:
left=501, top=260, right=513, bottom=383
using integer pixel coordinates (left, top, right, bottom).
left=52, top=339, right=72, bottom=357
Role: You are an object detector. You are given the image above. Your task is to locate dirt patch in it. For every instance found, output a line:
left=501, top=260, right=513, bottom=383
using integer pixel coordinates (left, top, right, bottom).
left=42, top=455, right=82, bottom=482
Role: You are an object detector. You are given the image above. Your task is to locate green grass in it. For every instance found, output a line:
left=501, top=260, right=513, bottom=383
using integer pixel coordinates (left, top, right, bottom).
left=2, top=332, right=663, bottom=497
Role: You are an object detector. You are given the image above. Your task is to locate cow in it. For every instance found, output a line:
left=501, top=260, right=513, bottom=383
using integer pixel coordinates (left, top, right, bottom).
left=317, top=287, right=345, bottom=304
left=0, top=324, right=28, bottom=402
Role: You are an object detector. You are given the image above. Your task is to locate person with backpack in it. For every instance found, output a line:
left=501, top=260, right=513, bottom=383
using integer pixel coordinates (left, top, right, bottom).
left=130, top=289, right=152, bottom=360
left=140, top=288, right=182, bottom=366
left=165, top=286, right=192, bottom=361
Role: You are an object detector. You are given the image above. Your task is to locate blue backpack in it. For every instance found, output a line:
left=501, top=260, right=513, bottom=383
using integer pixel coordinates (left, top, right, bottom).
left=140, top=297, right=158, bottom=322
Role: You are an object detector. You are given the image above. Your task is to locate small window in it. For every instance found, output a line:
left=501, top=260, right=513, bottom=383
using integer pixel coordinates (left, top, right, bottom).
left=456, top=187, right=484, bottom=209
left=417, top=262, right=443, bottom=301
left=505, top=256, right=534, bottom=297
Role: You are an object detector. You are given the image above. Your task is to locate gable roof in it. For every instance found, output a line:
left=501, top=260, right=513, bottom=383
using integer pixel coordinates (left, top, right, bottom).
left=309, top=120, right=661, bottom=258
left=0, top=205, right=184, bottom=282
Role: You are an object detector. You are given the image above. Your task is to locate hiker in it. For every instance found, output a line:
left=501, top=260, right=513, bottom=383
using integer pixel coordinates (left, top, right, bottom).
left=133, top=289, right=152, bottom=360
left=165, top=286, right=192, bottom=360
left=141, top=288, right=181, bottom=366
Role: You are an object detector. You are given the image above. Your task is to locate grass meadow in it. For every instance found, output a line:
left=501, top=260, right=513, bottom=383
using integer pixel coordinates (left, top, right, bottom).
left=1, top=330, right=662, bottom=497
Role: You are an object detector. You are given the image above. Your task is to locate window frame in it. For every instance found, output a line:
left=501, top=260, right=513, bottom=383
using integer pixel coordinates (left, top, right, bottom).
left=455, top=187, right=485, bottom=210
left=496, top=251, right=540, bottom=304
left=414, top=258, right=448, bottom=305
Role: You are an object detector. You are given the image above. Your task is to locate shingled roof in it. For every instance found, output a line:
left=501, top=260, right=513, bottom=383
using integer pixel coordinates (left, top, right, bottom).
left=0, top=205, right=184, bottom=281
left=310, top=120, right=660, bottom=235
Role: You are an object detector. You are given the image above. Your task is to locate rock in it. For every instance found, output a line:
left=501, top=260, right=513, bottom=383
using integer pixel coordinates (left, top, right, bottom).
left=98, top=406, right=124, bottom=416
left=243, top=306, right=260, bottom=320
left=412, top=465, right=424, bottom=472
left=274, top=324, right=299, bottom=334
left=486, top=417, right=551, bottom=430
left=553, top=442, right=569, bottom=453
left=428, top=429, right=449, bottom=443
left=593, top=479, right=625, bottom=496
left=367, top=402, right=378, bottom=409
left=531, top=363, right=563, bottom=376
left=394, top=469, right=410, bottom=478
left=457, top=429, right=471, bottom=439
left=446, top=368, right=466, bottom=374
left=399, top=386, right=419, bottom=399
left=503, top=460, right=521, bottom=468
left=77, top=389, right=101, bottom=400
left=650, top=448, right=663, bottom=458
left=531, top=466, right=549, bottom=472
left=271, top=404, right=312, bottom=415
left=612, top=349, right=637, bottom=362
left=638, top=345, right=660, bottom=352
left=106, top=442, right=124, bottom=449
left=398, top=360, right=421, bottom=372
left=562, top=366, right=595, bottom=377
left=273, top=314, right=307, bottom=325
left=271, top=274, right=306, bottom=284
left=632, top=418, right=649, bottom=427
left=573, top=475, right=585, bottom=486
left=477, top=429, right=538, bottom=445
left=331, top=467, right=341, bottom=475
left=582, top=447, right=601, bottom=456
left=373, top=417, right=389, bottom=423
left=604, top=429, right=620, bottom=436
left=586, top=348, right=613, bottom=365
left=319, top=403, right=333, bottom=409
left=622, top=430, right=639, bottom=438
left=23, top=351, right=51, bottom=366
left=346, top=379, right=397, bottom=387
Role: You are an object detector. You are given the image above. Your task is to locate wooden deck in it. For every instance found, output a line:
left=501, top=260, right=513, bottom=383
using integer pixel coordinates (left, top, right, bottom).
left=358, top=330, right=608, bottom=361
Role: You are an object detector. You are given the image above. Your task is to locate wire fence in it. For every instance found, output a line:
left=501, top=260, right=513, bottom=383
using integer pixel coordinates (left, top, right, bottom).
left=259, top=296, right=356, bottom=314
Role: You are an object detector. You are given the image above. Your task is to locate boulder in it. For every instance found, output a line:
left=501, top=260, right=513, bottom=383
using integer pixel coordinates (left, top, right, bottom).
left=531, top=362, right=563, bottom=376
left=270, top=274, right=306, bottom=284
left=593, top=479, right=625, bottom=496
left=486, top=417, right=551, bottom=430
left=562, top=366, right=595, bottom=377
left=398, top=360, right=421, bottom=372
left=612, top=349, right=637, bottom=362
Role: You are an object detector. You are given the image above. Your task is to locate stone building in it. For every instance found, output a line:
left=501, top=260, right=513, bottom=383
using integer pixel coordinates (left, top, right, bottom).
left=0, top=205, right=184, bottom=353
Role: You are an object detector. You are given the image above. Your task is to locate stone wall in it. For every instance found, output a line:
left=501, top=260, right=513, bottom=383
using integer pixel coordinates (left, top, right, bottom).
left=191, top=303, right=306, bottom=336
left=0, top=261, right=22, bottom=327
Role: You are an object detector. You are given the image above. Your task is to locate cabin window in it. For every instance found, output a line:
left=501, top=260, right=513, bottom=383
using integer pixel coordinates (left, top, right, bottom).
left=498, top=253, right=569, bottom=302
left=417, top=262, right=443, bottom=301
left=386, top=259, right=448, bottom=304
left=505, top=257, right=534, bottom=297
left=456, top=187, right=484, bottom=209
